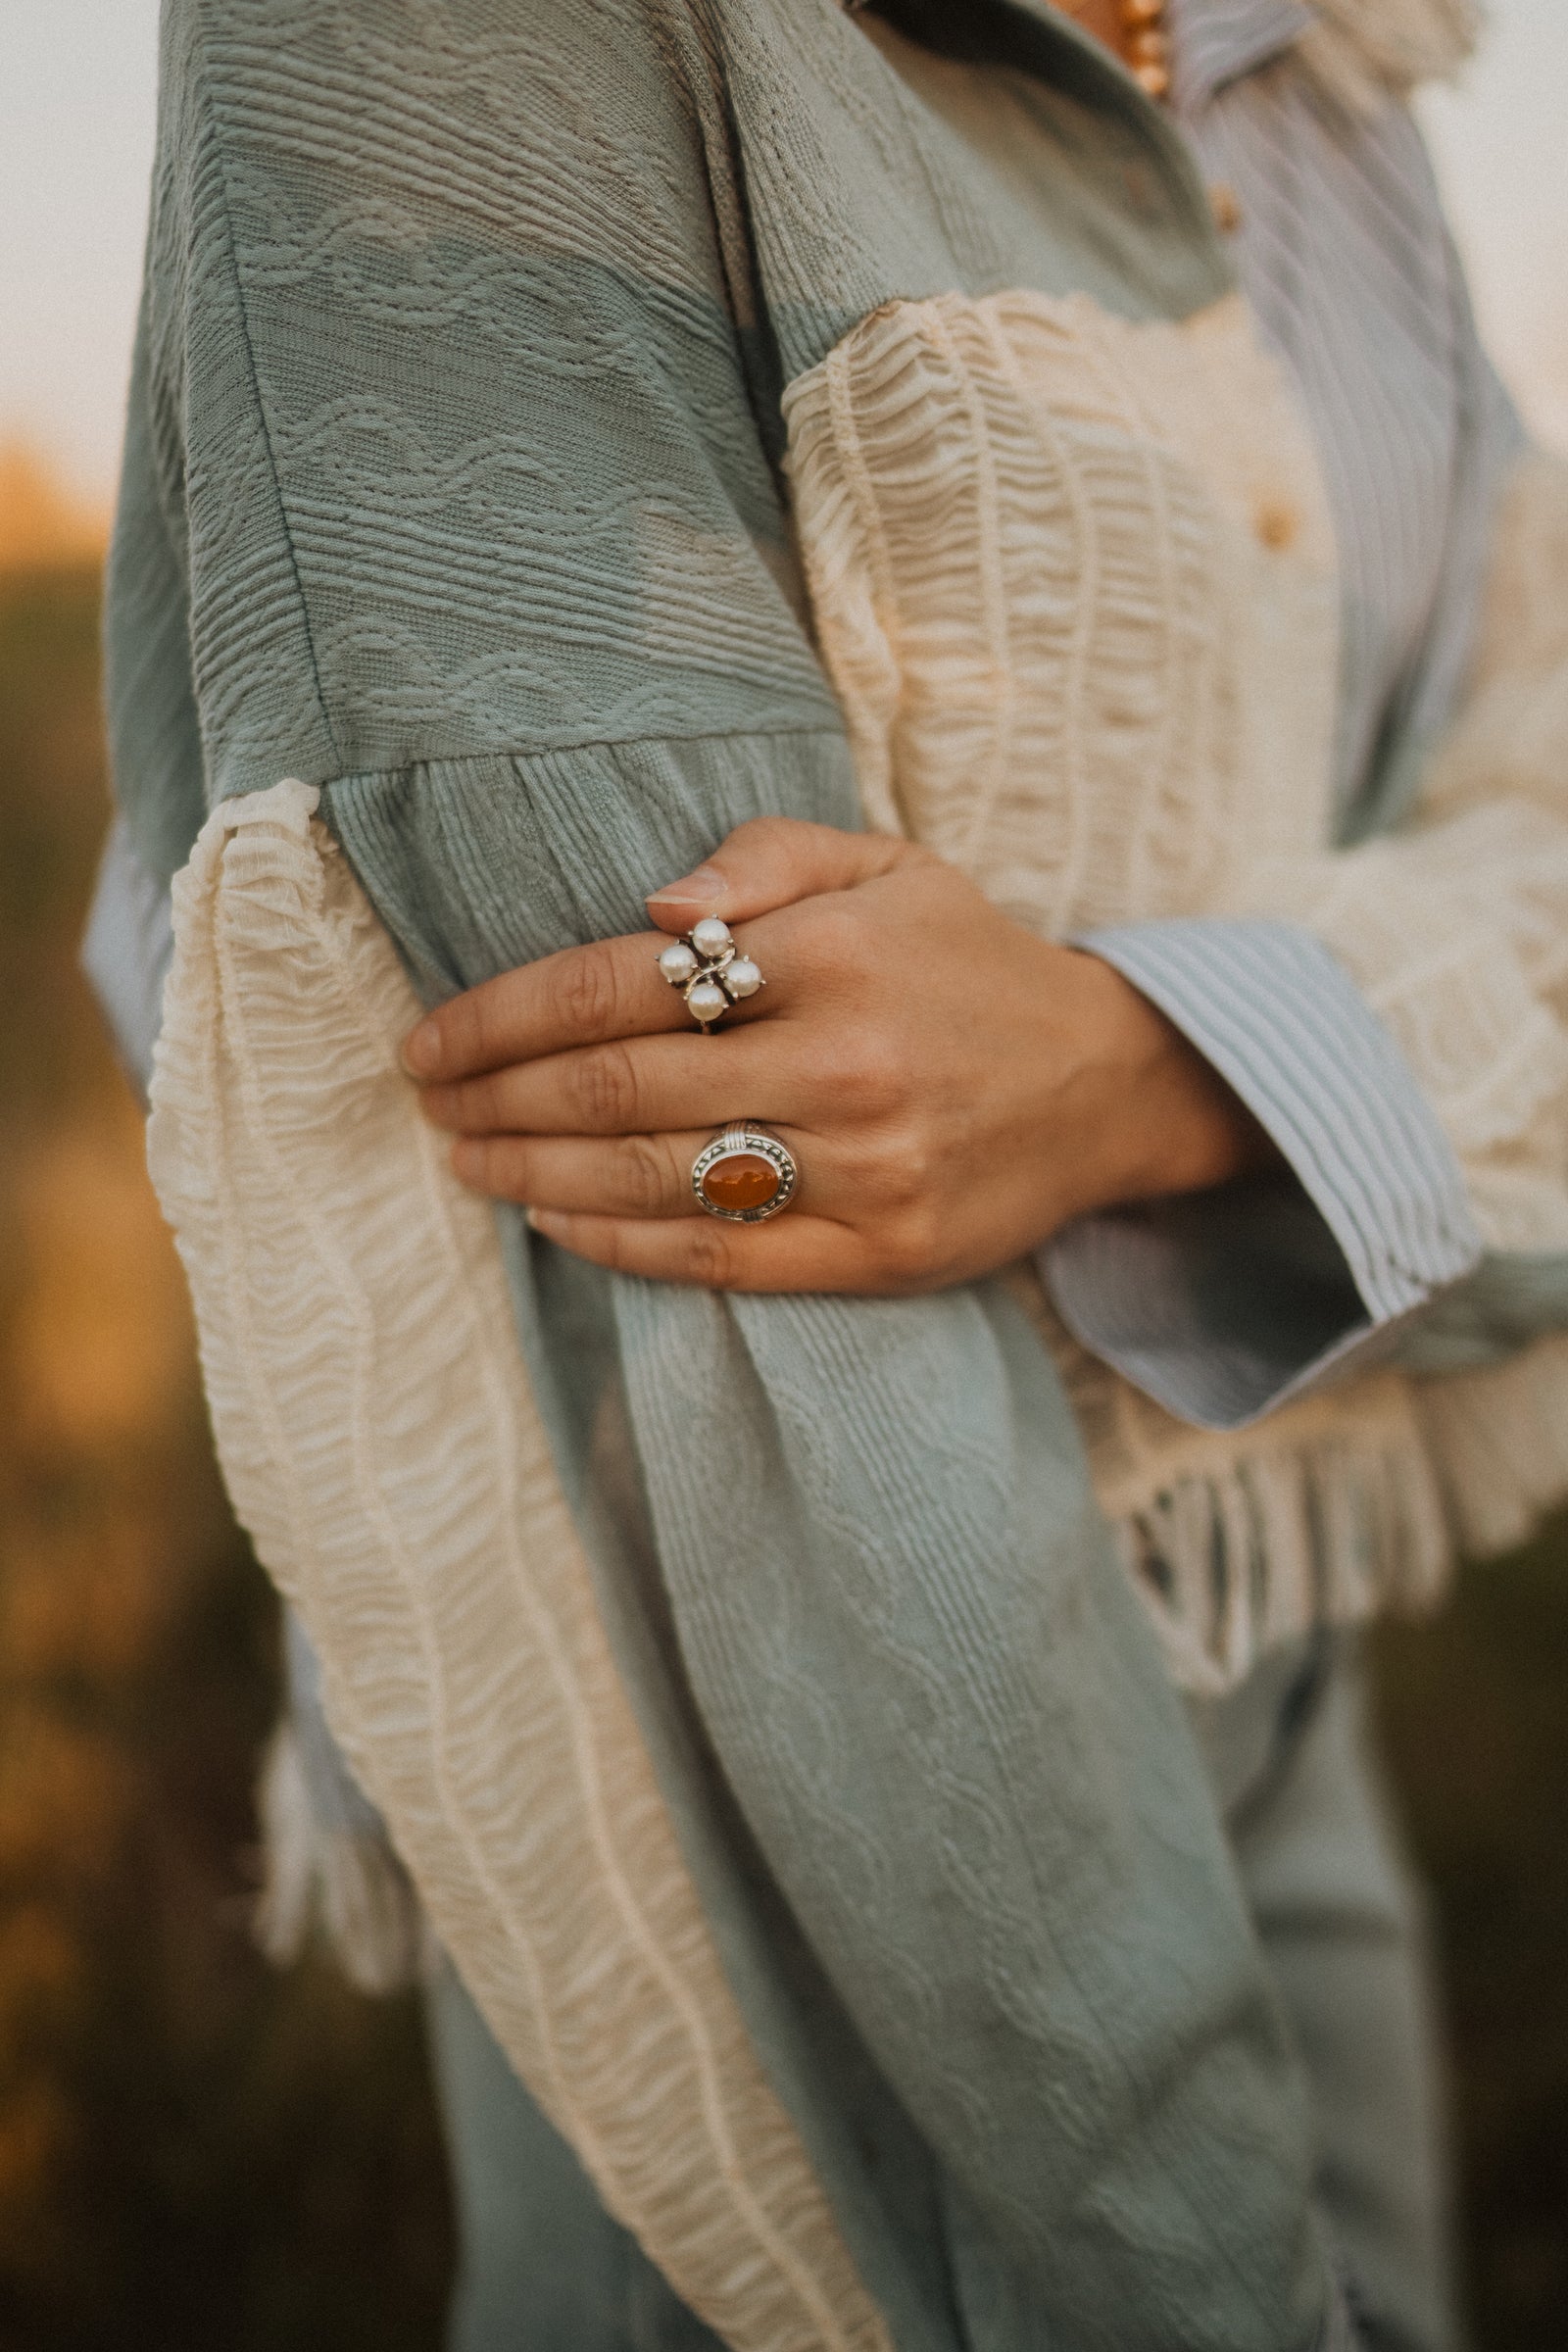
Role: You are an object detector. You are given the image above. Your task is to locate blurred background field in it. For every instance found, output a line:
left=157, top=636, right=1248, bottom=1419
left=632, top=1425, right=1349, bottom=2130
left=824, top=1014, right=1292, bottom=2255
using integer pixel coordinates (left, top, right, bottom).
left=0, top=510, right=1564, bottom=2350
left=0, top=532, right=452, bottom=2352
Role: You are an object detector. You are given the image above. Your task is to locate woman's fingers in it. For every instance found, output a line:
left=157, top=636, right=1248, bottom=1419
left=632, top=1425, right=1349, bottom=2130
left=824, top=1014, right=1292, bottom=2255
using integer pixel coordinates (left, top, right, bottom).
left=645, top=816, right=918, bottom=934
left=448, top=1122, right=863, bottom=1221
left=450, top=1128, right=710, bottom=1216
left=403, top=921, right=769, bottom=1083
left=523, top=1207, right=882, bottom=1294
left=421, top=1027, right=799, bottom=1141
left=403, top=822, right=927, bottom=1086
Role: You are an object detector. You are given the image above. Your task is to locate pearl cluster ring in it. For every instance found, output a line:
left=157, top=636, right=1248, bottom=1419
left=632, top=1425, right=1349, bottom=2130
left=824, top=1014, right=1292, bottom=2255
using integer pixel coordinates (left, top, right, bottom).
left=656, top=916, right=764, bottom=1031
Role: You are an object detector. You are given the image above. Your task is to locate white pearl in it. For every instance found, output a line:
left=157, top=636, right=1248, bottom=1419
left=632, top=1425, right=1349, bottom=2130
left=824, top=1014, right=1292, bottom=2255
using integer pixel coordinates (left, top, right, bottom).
left=686, top=980, right=728, bottom=1023
left=691, top=915, right=732, bottom=956
left=724, top=956, right=762, bottom=998
left=658, top=941, right=699, bottom=986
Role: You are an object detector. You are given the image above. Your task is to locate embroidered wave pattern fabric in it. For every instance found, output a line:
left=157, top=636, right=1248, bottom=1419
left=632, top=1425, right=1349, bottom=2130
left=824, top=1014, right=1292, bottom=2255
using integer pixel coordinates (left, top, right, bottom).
left=147, top=782, right=893, bottom=2352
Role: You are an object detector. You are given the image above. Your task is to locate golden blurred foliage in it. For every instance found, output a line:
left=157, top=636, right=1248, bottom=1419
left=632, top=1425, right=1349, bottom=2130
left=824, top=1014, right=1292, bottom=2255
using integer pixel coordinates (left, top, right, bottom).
left=0, top=557, right=452, bottom=2352
left=0, top=448, right=107, bottom=576
left=9, top=1118, right=194, bottom=1451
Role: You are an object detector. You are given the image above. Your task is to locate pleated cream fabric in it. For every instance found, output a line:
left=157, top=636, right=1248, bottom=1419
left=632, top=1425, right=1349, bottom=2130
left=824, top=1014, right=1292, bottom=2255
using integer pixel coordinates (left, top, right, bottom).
left=784, top=291, right=1338, bottom=935
left=145, top=782, right=892, bottom=2352
left=1299, top=0, right=1481, bottom=114
left=784, top=289, right=1568, bottom=1691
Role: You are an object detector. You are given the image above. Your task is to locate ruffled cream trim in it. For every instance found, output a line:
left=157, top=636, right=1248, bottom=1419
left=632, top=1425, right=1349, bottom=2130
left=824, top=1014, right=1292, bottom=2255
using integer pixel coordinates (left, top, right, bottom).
left=1298, top=0, right=1482, bottom=112
left=1414, top=1330, right=1568, bottom=1559
left=147, top=781, right=891, bottom=2352
left=785, top=289, right=1568, bottom=1696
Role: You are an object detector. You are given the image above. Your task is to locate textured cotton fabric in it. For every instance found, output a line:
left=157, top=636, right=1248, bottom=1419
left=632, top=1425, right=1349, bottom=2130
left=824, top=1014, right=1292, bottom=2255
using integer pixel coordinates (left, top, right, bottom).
left=110, top=3, right=1385, bottom=2344
left=99, top=1, right=1568, bottom=2346
left=431, top=1635, right=1453, bottom=2352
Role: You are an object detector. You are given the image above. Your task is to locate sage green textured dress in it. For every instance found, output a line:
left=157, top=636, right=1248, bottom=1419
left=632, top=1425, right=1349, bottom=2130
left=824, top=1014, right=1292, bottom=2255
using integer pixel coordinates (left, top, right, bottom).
left=105, top=3, right=1549, bottom=2347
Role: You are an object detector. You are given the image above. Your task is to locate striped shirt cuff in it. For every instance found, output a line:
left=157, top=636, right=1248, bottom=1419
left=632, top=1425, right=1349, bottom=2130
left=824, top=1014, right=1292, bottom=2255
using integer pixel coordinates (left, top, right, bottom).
left=1043, top=917, right=1482, bottom=1432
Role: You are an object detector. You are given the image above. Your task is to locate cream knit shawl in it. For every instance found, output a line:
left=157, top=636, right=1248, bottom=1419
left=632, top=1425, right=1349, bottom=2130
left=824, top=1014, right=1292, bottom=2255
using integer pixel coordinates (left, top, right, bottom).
left=783, top=284, right=1568, bottom=1694
left=1299, top=0, right=1481, bottom=114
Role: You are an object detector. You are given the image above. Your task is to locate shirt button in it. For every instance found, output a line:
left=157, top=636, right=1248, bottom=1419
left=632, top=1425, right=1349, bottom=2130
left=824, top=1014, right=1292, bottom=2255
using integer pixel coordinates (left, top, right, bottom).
left=1254, top=498, right=1300, bottom=551
left=1209, top=182, right=1244, bottom=234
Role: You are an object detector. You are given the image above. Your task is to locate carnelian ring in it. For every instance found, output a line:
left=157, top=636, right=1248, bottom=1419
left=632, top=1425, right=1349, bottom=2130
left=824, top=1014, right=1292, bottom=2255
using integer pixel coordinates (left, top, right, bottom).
left=691, top=1124, right=798, bottom=1224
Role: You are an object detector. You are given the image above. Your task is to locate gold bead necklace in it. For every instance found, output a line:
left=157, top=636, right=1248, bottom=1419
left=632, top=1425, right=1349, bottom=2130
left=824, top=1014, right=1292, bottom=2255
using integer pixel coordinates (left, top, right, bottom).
left=1120, top=0, right=1171, bottom=100
left=1054, top=0, right=1172, bottom=100
left=846, top=2, right=1171, bottom=104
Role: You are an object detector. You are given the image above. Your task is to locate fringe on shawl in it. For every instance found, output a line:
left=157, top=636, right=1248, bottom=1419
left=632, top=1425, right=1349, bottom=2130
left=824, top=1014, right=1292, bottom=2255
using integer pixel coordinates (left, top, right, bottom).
left=1297, top=0, right=1482, bottom=114
left=257, top=1329, right=1568, bottom=1991
left=1415, top=1330, right=1568, bottom=1558
left=1106, top=1331, right=1568, bottom=1700
left=1108, top=1416, right=1453, bottom=1700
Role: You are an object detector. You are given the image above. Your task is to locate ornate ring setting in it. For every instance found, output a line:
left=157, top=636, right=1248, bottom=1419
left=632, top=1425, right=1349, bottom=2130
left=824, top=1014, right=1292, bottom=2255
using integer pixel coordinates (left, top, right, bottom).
left=657, top=917, right=764, bottom=1031
left=692, top=1123, right=797, bottom=1222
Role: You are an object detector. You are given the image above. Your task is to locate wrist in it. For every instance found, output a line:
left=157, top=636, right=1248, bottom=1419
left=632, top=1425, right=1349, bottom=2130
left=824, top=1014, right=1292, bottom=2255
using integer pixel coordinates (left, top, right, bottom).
left=1054, top=950, right=1276, bottom=1221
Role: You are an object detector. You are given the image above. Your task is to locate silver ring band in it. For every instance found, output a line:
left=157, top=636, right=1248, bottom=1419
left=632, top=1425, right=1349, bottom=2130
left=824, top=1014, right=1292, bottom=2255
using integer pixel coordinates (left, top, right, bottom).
left=691, top=1123, right=798, bottom=1222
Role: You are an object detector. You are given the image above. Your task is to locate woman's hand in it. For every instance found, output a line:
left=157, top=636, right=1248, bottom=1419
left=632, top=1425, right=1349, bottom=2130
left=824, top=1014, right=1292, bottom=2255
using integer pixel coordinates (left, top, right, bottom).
left=403, top=820, right=1269, bottom=1294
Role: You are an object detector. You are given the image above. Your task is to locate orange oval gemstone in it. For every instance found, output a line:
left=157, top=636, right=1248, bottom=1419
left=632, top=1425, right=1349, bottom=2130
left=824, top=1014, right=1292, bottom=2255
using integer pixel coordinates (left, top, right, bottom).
left=701, top=1152, right=780, bottom=1213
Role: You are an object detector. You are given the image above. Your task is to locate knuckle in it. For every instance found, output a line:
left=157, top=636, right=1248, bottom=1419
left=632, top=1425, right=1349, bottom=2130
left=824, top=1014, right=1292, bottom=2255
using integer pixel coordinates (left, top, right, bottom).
left=618, top=1134, right=671, bottom=1214
left=867, top=1123, right=930, bottom=1207
left=833, top=1030, right=905, bottom=1117
left=571, top=1040, right=638, bottom=1129
left=431, top=989, right=480, bottom=1075
left=876, top=1201, right=944, bottom=1285
left=466, top=987, right=508, bottom=1071
left=686, top=1226, right=735, bottom=1288
left=548, top=949, right=620, bottom=1040
left=485, top=1143, right=532, bottom=1203
left=461, top=1070, right=513, bottom=1133
left=592, top=1221, right=634, bottom=1274
left=798, top=897, right=862, bottom=970
left=730, top=814, right=795, bottom=860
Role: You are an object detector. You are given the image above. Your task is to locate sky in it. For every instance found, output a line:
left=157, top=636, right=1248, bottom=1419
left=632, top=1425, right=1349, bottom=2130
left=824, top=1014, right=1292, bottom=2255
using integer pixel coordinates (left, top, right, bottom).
left=2, top=0, right=1567, bottom=508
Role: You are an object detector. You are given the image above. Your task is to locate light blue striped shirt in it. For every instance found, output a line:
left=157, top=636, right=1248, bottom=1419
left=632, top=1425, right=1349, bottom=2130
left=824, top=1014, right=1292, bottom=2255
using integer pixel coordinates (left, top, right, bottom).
left=1043, top=0, right=1521, bottom=1429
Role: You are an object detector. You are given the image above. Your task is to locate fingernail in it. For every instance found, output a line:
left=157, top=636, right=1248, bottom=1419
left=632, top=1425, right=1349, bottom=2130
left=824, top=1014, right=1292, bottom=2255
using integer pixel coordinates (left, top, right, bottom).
left=451, top=1139, right=481, bottom=1183
left=646, top=862, right=726, bottom=908
left=526, top=1206, right=564, bottom=1236
left=402, top=1018, right=442, bottom=1076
